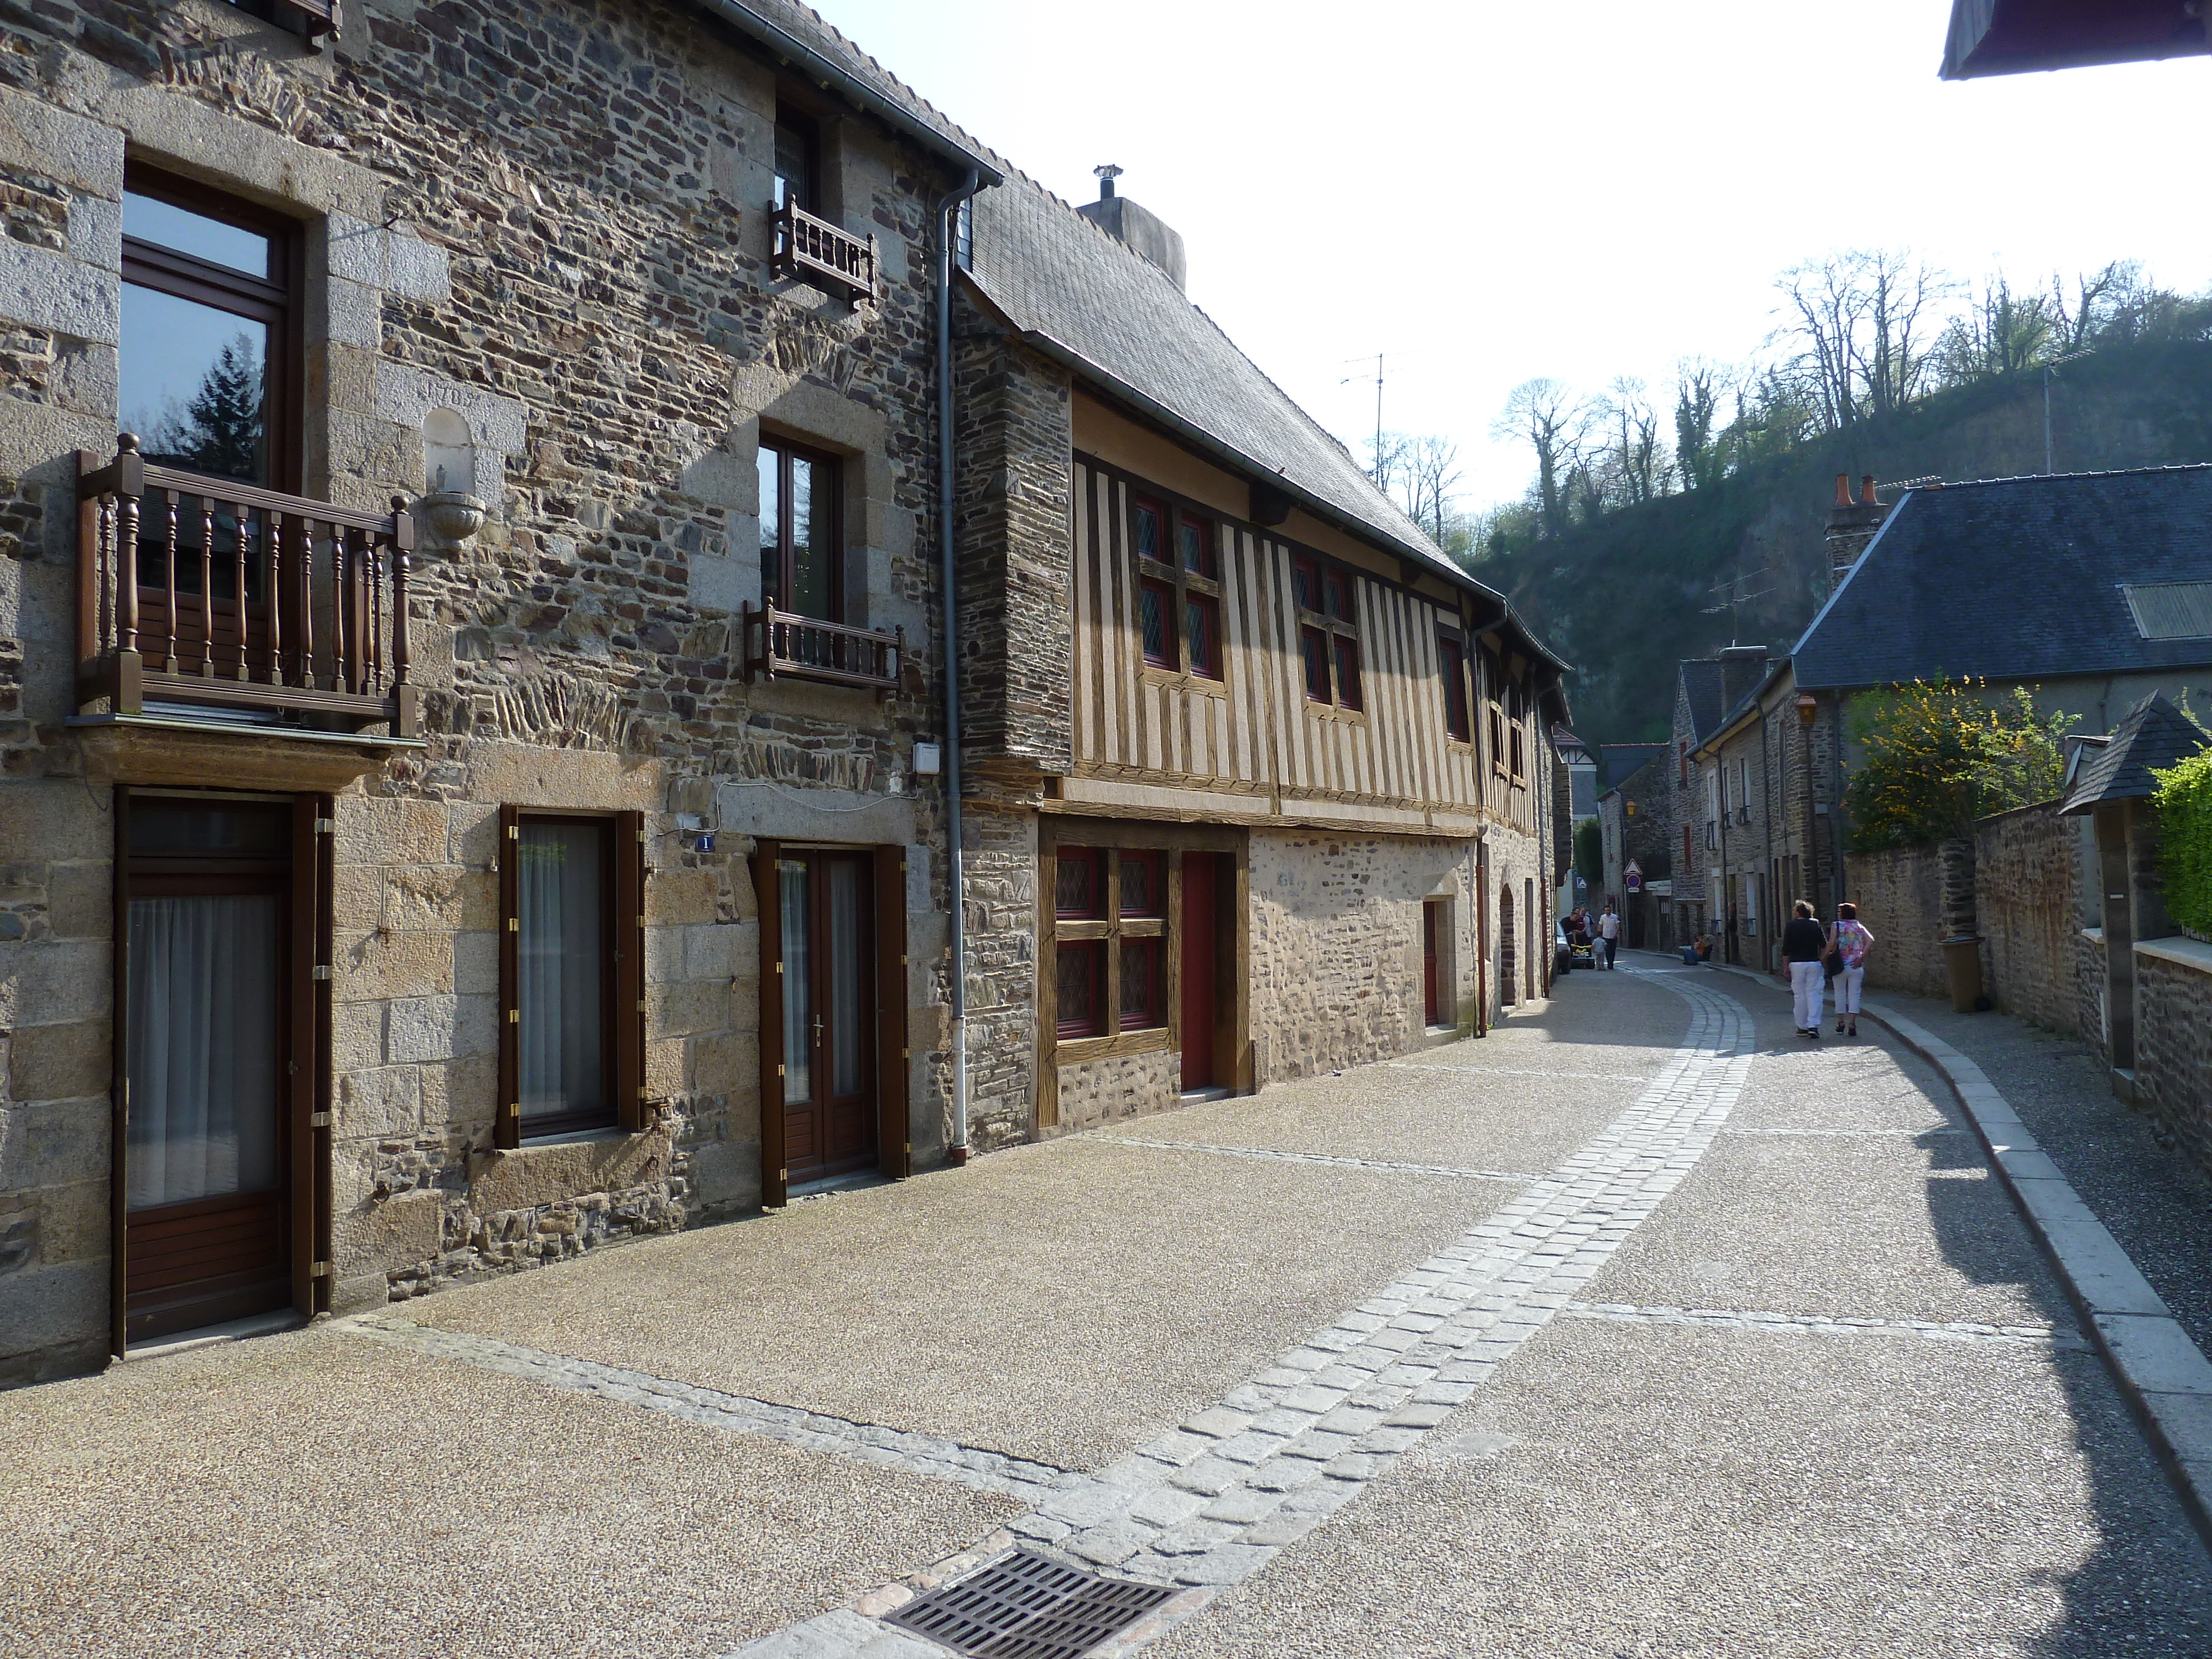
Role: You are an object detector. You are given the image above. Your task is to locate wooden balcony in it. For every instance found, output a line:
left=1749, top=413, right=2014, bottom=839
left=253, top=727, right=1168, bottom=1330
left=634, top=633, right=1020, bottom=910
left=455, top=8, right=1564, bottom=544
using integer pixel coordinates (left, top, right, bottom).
left=740, top=603, right=901, bottom=694
left=771, top=200, right=877, bottom=304
left=76, top=436, right=417, bottom=736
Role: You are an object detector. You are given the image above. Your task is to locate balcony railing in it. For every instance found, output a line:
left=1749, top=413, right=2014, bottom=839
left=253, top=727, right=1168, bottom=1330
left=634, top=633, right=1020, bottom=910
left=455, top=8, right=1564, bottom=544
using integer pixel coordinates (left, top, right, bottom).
left=741, top=603, right=901, bottom=694
left=76, top=436, right=417, bottom=735
left=771, top=200, right=877, bottom=304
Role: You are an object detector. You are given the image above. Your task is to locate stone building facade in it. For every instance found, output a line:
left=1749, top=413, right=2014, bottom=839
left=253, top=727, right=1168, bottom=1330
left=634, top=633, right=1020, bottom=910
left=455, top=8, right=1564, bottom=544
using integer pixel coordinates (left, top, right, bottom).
left=0, top=0, right=1573, bottom=1383
left=0, top=0, right=1001, bottom=1382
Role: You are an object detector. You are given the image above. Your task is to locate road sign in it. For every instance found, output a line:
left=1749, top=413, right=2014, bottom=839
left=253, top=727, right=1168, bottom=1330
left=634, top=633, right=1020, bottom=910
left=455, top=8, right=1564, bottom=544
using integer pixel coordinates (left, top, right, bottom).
left=1625, top=860, right=1642, bottom=893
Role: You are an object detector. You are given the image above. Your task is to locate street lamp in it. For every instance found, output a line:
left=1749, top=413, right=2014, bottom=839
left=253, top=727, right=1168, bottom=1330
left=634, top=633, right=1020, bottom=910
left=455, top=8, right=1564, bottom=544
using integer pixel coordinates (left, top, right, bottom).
left=2043, top=348, right=2093, bottom=475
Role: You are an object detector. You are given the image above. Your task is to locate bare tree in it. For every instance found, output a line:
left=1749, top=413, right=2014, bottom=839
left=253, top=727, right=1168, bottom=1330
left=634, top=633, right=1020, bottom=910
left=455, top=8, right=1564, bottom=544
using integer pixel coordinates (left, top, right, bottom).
left=1491, top=378, right=1591, bottom=539
left=1601, top=377, right=1665, bottom=505
left=1672, top=359, right=1728, bottom=491
left=2049, top=260, right=2136, bottom=353
left=1934, top=276, right=2054, bottom=384
left=1774, top=250, right=1954, bottom=430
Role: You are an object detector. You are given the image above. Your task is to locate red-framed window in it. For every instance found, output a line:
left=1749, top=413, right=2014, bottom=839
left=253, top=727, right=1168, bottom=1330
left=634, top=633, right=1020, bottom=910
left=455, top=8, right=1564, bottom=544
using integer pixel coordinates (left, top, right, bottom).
left=1130, top=492, right=1222, bottom=681
left=1291, top=553, right=1361, bottom=709
left=1439, top=636, right=1470, bottom=742
left=1050, top=843, right=1168, bottom=1042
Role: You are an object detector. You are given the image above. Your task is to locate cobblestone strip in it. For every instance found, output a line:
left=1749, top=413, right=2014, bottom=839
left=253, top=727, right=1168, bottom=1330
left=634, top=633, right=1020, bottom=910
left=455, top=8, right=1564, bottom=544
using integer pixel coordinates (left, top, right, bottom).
left=1086, top=1136, right=1542, bottom=1185
left=338, top=1314, right=1076, bottom=1501
left=1562, top=1301, right=2087, bottom=1350
left=1386, top=1062, right=1653, bottom=1082
left=1722, top=1126, right=1973, bottom=1138
left=716, top=975, right=1758, bottom=1658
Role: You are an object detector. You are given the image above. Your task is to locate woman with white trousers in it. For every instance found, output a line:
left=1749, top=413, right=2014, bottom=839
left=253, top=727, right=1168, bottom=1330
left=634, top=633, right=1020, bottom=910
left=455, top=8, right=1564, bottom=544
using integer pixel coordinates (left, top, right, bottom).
left=1780, top=899, right=1829, bottom=1039
left=1828, top=902, right=1875, bottom=1039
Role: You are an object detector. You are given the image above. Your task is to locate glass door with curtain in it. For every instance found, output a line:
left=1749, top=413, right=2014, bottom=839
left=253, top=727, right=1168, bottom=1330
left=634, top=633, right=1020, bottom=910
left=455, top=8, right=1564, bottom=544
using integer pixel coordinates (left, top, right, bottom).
left=516, top=818, right=615, bottom=1139
left=779, top=849, right=876, bottom=1184
left=122, top=799, right=293, bottom=1340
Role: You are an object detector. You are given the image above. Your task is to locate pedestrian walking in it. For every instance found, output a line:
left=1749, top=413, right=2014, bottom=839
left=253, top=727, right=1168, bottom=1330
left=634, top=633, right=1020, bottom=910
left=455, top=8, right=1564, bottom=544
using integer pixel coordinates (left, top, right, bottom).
left=1781, top=899, right=1828, bottom=1039
left=1828, top=902, right=1875, bottom=1037
left=1599, top=902, right=1620, bottom=969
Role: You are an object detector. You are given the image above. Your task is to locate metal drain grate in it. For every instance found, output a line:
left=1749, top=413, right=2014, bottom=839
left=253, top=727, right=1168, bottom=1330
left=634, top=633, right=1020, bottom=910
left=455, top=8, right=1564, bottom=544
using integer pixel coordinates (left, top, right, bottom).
left=885, top=1548, right=1180, bottom=1658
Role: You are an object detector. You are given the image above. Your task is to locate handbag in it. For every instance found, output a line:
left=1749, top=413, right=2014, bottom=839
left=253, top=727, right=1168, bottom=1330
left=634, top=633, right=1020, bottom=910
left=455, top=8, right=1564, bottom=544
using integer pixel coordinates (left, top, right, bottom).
left=1822, top=932, right=1846, bottom=979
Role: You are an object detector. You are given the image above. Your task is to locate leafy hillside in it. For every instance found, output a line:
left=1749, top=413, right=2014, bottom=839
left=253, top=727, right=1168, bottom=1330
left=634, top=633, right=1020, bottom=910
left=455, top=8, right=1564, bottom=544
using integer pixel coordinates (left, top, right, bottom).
left=1470, top=338, right=2212, bottom=742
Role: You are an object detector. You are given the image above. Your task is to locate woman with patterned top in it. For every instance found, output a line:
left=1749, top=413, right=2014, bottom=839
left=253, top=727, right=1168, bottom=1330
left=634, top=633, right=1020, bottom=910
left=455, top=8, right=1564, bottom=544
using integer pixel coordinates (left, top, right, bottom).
left=1828, top=902, right=1875, bottom=1038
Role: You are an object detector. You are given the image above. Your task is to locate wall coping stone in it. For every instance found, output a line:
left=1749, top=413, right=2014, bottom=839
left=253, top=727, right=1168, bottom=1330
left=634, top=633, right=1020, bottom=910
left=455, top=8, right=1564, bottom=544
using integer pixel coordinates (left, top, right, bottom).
left=2136, top=936, right=2212, bottom=975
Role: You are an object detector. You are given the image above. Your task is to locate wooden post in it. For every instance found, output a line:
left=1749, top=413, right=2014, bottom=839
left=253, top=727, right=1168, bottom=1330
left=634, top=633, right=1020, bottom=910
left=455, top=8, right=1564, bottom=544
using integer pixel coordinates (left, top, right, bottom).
left=197, top=493, right=214, bottom=677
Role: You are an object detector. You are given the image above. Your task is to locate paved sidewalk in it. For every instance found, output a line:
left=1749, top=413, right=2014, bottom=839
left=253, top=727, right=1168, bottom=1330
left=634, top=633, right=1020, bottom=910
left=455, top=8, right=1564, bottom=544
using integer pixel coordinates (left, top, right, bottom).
left=4, top=954, right=2209, bottom=1657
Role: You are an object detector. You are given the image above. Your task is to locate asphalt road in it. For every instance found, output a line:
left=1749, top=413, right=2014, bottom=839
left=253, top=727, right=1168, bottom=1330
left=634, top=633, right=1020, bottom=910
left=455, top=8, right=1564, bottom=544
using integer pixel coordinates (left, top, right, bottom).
left=4, top=950, right=2207, bottom=1657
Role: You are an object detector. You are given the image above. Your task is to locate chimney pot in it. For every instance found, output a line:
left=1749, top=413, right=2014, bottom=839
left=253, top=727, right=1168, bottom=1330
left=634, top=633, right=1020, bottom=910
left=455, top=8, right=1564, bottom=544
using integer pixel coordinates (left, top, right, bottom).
left=1093, top=163, right=1122, bottom=201
left=1834, top=472, right=1850, bottom=508
left=1860, top=473, right=1877, bottom=505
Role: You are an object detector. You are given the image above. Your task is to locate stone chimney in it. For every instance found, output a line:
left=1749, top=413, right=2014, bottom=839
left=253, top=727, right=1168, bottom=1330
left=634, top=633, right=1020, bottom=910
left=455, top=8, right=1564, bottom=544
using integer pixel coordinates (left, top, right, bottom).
left=1077, top=164, right=1187, bottom=292
left=1718, top=644, right=1771, bottom=713
left=1824, top=473, right=1888, bottom=591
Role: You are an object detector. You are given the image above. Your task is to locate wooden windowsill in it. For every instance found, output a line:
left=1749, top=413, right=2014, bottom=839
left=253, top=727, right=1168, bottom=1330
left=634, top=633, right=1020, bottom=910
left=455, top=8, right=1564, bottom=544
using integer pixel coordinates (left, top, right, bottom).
left=1055, top=1027, right=1171, bottom=1064
left=1139, top=665, right=1229, bottom=696
left=1306, top=702, right=1369, bottom=726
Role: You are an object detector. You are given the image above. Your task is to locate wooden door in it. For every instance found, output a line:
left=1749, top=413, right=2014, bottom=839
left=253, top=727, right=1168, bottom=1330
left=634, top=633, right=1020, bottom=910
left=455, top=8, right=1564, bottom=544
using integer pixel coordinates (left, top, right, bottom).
left=1180, top=852, right=1218, bottom=1091
left=777, top=849, right=878, bottom=1185
left=118, top=796, right=296, bottom=1343
left=1422, top=901, right=1441, bottom=1026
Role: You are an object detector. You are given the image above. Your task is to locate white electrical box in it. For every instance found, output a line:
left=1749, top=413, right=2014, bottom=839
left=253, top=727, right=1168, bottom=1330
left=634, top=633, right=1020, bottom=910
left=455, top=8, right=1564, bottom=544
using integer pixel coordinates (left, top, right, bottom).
left=913, top=742, right=942, bottom=777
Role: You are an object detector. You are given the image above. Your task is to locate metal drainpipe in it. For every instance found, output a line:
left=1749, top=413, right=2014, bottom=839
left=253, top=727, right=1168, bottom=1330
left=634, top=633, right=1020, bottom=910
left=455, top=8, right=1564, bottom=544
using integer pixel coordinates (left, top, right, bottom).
left=937, top=170, right=980, bottom=1165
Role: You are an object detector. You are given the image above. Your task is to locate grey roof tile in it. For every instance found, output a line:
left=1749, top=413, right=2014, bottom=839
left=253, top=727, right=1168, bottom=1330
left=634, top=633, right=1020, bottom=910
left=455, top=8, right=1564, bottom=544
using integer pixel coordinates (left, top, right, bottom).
left=1794, top=466, right=2212, bottom=691
left=2060, top=692, right=2211, bottom=812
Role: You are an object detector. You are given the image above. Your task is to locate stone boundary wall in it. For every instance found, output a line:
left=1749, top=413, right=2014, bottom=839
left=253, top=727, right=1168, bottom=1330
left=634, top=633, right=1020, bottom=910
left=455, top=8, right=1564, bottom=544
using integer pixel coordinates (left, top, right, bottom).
left=2134, top=940, right=2212, bottom=1180
left=1974, top=802, right=2083, bottom=1039
left=1845, top=846, right=1948, bottom=1000
left=1845, top=801, right=2082, bottom=1034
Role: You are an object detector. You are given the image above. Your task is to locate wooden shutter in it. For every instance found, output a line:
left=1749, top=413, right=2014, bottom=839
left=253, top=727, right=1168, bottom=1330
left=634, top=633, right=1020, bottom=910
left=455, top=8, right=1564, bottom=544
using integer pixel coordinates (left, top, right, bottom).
left=109, top=787, right=132, bottom=1357
left=495, top=803, right=520, bottom=1150
left=874, top=843, right=909, bottom=1180
left=614, top=810, right=646, bottom=1133
left=293, top=793, right=335, bottom=1314
left=756, top=839, right=786, bottom=1208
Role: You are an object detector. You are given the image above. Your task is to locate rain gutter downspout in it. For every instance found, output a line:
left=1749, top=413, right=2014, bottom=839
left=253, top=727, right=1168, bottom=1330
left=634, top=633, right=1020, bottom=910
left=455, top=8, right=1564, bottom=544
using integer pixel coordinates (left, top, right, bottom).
left=937, top=169, right=982, bottom=1165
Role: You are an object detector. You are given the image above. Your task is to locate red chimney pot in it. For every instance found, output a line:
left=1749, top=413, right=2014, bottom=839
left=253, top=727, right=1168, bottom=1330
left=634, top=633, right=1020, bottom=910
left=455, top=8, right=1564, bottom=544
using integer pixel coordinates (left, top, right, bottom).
left=1833, top=473, right=1850, bottom=507
left=1859, top=474, right=1877, bottom=505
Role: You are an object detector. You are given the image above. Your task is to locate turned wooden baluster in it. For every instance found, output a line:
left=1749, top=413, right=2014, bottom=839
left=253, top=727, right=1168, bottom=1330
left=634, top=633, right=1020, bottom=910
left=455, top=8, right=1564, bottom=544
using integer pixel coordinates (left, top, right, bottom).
left=97, top=496, right=115, bottom=653
left=389, top=498, right=411, bottom=694
left=296, top=517, right=315, bottom=689
left=264, top=512, right=283, bottom=686
left=198, top=493, right=215, bottom=676
left=161, top=489, right=179, bottom=674
left=367, top=539, right=383, bottom=693
left=232, top=507, right=250, bottom=680
left=116, top=490, right=141, bottom=661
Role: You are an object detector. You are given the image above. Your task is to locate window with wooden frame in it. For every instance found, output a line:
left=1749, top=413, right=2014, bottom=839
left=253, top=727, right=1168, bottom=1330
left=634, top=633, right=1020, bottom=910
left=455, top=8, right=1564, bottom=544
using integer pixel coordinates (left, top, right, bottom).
left=1131, top=495, right=1222, bottom=680
left=1292, top=554, right=1361, bottom=708
left=121, top=166, right=301, bottom=497
left=1051, top=845, right=1167, bottom=1041
left=1507, top=684, right=1527, bottom=781
left=1438, top=635, right=1472, bottom=743
left=498, top=806, right=645, bottom=1147
left=773, top=108, right=821, bottom=214
left=758, top=436, right=842, bottom=622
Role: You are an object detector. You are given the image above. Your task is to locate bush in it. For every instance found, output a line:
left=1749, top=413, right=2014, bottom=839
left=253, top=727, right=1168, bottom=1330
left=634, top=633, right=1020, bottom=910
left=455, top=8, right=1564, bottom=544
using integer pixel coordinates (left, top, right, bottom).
left=2155, top=747, right=2212, bottom=937
left=1844, top=679, right=2075, bottom=852
left=1574, top=817, right=1603, bottom=890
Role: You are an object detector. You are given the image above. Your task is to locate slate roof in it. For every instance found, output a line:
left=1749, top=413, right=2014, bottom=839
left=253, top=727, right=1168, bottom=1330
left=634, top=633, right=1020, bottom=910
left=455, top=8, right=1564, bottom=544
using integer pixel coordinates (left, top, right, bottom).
left=2059, top=692, right=2211, bottom=813
left=1679, top=660, right=1727, bottom=742
left=1598, top=743, right=1666, bottom=794
left=708, top=6, right=1571, bottom=692
left=965, top=172, right=1535, bottom=618
left=1793, top=466, right=2212, bottom=692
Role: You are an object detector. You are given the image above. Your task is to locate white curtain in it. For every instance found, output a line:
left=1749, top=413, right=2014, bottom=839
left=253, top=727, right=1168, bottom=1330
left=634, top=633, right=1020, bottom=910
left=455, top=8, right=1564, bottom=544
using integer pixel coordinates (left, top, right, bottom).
left=781, top=859, right=812, bottom=1105
left=518, top=822, right=604, bottom=1124
left=126, top=893, right=279, bottom=1211
left=830, top=860, right=863, bottom=1098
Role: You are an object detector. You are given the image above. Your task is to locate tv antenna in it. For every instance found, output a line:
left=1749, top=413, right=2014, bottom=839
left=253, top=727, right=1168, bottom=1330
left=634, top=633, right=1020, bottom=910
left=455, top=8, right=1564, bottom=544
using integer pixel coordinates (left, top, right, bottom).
left=1340, top=352, right=1407, bottom=486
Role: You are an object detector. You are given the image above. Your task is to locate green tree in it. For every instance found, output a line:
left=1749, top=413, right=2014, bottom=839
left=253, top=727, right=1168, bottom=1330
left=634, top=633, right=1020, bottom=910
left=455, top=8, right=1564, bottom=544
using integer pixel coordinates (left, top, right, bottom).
left=2153, top=745, right=2212, bottom=938
left=1574, top=817, right=1603, bottom=890
left=149, top=336, right=265, bottom=483
left=1845, top=679, right=2075, bottom=941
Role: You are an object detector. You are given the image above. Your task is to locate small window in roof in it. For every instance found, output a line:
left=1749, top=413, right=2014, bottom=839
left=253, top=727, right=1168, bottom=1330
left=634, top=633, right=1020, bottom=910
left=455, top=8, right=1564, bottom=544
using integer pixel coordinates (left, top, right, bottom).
left=2122, top=582, right=2212, bottom=641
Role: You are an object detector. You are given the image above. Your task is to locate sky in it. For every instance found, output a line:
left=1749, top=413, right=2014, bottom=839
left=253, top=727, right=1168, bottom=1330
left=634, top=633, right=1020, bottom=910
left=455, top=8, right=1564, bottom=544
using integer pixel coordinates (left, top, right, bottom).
left=801, top=1, right=2212, bottom=511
